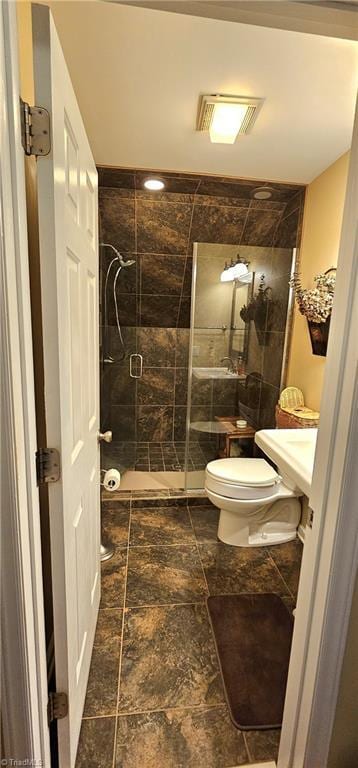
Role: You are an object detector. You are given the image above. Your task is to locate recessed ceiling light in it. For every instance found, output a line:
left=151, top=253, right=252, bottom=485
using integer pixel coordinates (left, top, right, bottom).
left=144, top=179, right=165, bottom=191
left=197, top=94, right=264, bottom=145
left=253, top=186, right=274, bottom=200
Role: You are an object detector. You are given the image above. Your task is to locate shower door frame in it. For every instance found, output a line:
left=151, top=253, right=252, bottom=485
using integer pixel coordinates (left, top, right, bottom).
left=184, top=241, right=198, bottom=493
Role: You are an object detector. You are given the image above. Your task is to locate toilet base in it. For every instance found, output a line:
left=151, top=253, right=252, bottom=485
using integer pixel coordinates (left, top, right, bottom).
left=217, top=498, right=301, bottom=547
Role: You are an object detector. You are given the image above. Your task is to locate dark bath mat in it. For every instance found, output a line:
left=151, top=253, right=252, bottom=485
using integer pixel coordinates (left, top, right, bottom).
left=207, top=593, right=293, bottom=730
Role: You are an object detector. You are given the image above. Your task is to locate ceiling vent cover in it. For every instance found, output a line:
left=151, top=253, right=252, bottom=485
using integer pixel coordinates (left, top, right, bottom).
left=197, top=94, right=264, bottom=143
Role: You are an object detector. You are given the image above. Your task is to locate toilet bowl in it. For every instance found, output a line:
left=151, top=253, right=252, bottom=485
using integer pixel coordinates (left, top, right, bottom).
left=205, top=457, right=301, bottom=547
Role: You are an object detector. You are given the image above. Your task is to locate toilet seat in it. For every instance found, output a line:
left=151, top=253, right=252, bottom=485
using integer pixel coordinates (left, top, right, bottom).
left=206, top=458, right=282, bottom=501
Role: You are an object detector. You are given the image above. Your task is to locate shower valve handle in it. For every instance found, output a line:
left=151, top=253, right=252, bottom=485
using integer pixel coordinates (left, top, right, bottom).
left=97, top=430, right=112, bottom=443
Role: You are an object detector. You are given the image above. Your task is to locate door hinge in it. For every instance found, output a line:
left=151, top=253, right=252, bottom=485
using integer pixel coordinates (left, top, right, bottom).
left=48, top=691, right=68, bottom=724
left=36, top=448, right=61, bottom=485
left=308, top=508, right=314, bottom=529
left=21, top=98, right=51, bottom=157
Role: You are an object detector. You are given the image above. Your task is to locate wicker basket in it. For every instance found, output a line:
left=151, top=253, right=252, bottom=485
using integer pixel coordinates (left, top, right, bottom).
left=279, top=386, right=304, bottom=411
left=276, top=387, right=320, bottom=428
left=276, top=405, right=319, bottom=429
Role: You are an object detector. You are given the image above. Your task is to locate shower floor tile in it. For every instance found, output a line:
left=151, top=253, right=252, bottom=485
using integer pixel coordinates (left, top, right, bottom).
left=102, top=439, right=217, bottom=477
left=76, top=497, right=304, bottom=767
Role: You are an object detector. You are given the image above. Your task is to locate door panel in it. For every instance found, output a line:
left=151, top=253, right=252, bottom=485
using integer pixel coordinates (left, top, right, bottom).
left=32, top=5, right=100, bottom=765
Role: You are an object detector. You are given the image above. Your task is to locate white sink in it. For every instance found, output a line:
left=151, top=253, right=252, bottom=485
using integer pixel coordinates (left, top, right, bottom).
left=193, top=366, right=244, bottom=380
left=255, top=428, right=318, bottom=497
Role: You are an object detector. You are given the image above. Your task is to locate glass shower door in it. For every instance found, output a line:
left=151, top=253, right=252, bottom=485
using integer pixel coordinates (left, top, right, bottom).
left=185, top=242, right=295, bottom=491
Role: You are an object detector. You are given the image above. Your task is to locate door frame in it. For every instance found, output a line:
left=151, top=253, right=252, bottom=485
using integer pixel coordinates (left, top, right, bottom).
left=1, top=1, right=357, bottom=765
left=0, top=1, right=50, bottom=763
left=278, top=97, right=358, bottom=767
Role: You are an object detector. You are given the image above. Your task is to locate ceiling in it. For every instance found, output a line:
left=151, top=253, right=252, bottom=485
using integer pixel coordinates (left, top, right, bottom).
left=116, top=1, right=358, bottom=41
left=47, top=1, right=358, bottom=183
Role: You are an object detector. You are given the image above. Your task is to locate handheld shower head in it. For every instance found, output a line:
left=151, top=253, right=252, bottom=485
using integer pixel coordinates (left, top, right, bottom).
left=100, top=242, right=135, bottom=268
left=122, top=258, right=136, bottom=268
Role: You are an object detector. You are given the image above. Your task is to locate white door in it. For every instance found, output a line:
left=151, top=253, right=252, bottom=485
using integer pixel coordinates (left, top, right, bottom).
left=32, top=4, right=100, bottom=766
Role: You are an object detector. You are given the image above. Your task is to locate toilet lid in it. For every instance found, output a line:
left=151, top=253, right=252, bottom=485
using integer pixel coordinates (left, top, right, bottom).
left=206, top=458, right=279, bottom=487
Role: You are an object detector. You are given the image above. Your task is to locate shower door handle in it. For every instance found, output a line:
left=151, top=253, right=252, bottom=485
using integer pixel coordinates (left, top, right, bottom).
left=129, top=353, right=143, bottom=379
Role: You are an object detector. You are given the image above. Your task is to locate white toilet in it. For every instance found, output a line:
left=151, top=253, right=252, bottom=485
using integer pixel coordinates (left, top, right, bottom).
left=205, top=457, right=301, bottom=547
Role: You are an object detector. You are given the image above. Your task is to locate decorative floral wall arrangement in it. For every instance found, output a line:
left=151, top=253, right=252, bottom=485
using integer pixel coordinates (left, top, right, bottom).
left=240, top=274, right=276, bottom=346
left=290, top=268, right=336, bottom=356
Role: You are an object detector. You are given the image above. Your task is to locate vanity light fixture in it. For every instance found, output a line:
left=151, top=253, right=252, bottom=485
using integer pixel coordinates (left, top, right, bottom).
left=144, top=178, right=165, bottom=191
left=197, top=94, right=264, bottom=145
left=221, top=257, right=250, bottom=283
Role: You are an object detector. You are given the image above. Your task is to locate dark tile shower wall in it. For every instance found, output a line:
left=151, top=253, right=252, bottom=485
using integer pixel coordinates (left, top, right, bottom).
left=98, top=167, right=305, bottom=441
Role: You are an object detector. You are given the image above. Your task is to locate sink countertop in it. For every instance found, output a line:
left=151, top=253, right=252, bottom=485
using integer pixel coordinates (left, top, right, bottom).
left=255, top=428, right=318, bottom=497
left=193, top=366, right=246, bottom=381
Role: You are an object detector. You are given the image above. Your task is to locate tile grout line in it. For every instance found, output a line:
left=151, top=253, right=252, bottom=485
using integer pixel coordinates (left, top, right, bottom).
left=160, top=442, right=165, bottom=471
left=173, top=193, right=195, bottom=330
left=266, top=549, right=296, bottom=599
left=238, top=199, right=253, bottom=247
left=187, top=505, right=210, bottom=597
left=124, top=599, right=208, bottom=610
left=242, top=732, right=254, bottom=764
left=111, top=499, right=132, bottom=768
left=82, top=713, right=118, bottom=721
left=128, top=540, right=197, bottom=549
left=83, top=701, right=229, bottom=721
left=121, top=588, right=295, bottom=610
left=116, top=700, right=229, bottom=718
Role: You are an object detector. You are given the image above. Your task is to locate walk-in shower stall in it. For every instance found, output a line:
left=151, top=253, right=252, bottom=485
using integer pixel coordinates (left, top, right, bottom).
left=100, top=238, right=295, bottom=493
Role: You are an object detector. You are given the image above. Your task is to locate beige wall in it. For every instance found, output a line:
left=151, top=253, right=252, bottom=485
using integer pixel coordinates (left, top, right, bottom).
left=286, top=152, right=349, bottom=411
left=16, top=2, right=34, bottom=103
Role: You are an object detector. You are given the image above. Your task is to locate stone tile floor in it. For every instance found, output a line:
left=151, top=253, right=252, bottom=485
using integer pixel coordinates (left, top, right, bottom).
left=76, top=499, right=303, bottom=767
